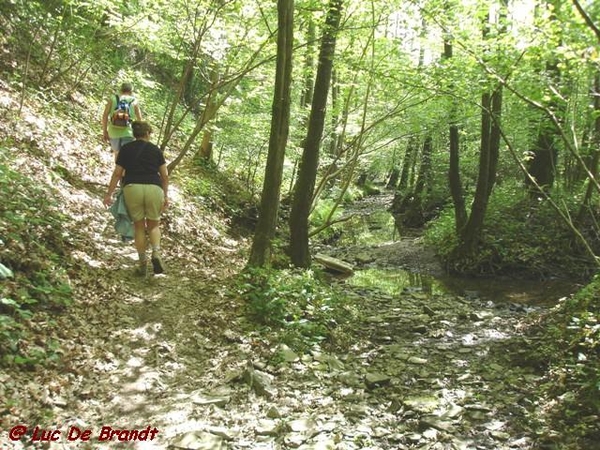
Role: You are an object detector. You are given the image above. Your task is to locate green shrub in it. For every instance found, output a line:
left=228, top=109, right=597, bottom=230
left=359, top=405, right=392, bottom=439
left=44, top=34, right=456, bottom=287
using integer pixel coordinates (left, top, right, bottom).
left=425, top=183, right=596, bottom=279
left=237, top=267, right=355, bottom=351
left=0, top=154, right=73, bottom=367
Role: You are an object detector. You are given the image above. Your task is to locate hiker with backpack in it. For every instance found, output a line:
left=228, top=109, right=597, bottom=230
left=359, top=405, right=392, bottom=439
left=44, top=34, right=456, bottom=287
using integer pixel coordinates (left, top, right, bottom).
left=103, top=121, right=169, bottom=276
left=101, top=82, right=143, bottom=160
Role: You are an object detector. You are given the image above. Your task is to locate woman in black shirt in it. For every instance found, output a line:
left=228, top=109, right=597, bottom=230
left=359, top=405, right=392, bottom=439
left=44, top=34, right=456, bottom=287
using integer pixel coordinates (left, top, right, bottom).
left=104, top=121, right=169, bottom=275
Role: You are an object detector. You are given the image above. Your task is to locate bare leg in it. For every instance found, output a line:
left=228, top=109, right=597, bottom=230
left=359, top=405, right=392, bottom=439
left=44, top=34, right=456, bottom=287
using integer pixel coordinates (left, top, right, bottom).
left=147, top=219, right=164, bottom=274
left=147, top=219, right=161, bottom=249
left=133, top=220, right=147, bottom=260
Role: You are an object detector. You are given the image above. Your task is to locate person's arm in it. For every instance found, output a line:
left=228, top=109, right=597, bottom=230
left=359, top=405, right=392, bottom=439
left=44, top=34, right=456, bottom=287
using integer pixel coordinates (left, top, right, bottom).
left=101, top=99, right=111, bottom=142
left=134, top=103, right=143, bottom=121
left=159, top=163, right=169, bottom=209
left=103, top=165, right=125, bottom=206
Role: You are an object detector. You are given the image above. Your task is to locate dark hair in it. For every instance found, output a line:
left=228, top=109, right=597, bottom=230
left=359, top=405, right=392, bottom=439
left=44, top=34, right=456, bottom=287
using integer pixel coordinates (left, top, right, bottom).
left=132, top=121, right=152, bottom=138
left=120, top=82, right=133, bottom=94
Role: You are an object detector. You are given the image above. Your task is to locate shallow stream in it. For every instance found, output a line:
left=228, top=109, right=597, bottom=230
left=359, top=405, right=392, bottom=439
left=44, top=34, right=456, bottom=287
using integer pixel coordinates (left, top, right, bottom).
left=320, top=193, right=580, bottom=306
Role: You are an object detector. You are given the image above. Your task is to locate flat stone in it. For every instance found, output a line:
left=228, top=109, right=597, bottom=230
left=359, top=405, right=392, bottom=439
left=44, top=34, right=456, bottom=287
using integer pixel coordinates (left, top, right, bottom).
left=404, top=396, right=440, bottom=413
left=190, top=393, right=230, bottom=408
left=412, top=324, right=428, bottom=334
left=266, top=406, right=282, bottom=419
left=242, top=367, right=277, bottom=399
left=170, top=431, right=226, bottom=450
left=407, top=356, right=428, bottom=365
left=289, top=418, right=317, bottom=433
left=314, top=254, right=354, bottom=275
left=278, top=344, right=300, bottom=363
left=420, top=416, right=456, bottom=432
left=255, top=419, right=280, bottom=436
left=365, top=372, right=391, bottom=389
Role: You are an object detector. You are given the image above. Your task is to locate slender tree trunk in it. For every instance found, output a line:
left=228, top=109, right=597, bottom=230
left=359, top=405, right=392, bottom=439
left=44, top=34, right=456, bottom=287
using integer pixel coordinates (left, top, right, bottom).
left=525, top=0, right=562, bottom=194
left=289, top=0, right=343, bottom=268
left=387, top=167, right=400, bottom=189
left=445, top=2, right=466, bottom=232
left=247, top=0, right=294, bottom=267
left=458, top=5, right=504, bottom=254
left=449, top=121, right=466, bottom=231
left=414, top=135, right=432, bottom=198
left=460, top=88, right=503, bottom=253
left=398, top=137, right=418, bottom=192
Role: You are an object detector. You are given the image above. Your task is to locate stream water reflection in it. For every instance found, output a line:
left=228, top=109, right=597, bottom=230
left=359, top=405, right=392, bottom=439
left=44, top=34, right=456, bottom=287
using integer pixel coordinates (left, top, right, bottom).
left=348, top=268, right=580, bottom=306
left=332, top=194, right=581, bottom=306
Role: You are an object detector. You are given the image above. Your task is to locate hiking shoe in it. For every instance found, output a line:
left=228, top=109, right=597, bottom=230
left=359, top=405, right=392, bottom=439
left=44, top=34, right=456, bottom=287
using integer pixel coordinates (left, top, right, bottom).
left=151, top=254, right=165, bottom=274
left=135, top=261, right=147, bottom=277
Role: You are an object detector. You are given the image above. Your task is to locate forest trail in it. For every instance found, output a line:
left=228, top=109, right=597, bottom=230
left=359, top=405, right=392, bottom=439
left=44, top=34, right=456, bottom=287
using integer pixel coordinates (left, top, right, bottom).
left=0, top=110, right=571, bottom=449
left=4, top=179, right=566, bottom=450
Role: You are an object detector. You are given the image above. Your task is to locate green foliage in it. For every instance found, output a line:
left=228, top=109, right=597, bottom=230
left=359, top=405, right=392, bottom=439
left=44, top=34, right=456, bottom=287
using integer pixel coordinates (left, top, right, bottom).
left=532, top=276, right=600, bottom=446
left=310, top=198, right=344, bottom=240
left=0, top=153, right=73, bottom=367
left=178, top=163, right=257, bottom=234
left=426, top=183, right=597, bottom=279
left=237, top=267, right=356, bottom=351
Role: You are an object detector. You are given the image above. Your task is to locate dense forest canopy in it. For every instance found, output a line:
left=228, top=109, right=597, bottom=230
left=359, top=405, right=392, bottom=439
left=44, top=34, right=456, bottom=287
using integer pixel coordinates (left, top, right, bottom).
left=0, top=0, right=599, bottom=272
left=1, top=0, right=600, bottom=448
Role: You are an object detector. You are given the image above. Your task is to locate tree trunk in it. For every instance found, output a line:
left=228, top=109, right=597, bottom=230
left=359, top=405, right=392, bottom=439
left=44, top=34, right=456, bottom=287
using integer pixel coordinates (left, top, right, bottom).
left=446, top=24, right=466, bottom=232
left=414, top=136, right=432, bottom=198
left=398, top=137, right=418, bottom=192
left=289, top=0, right=343, bottom=268
left=525, top=0, right=562, bottom=194
left=197, top=130, right=213, bottom=162
left=458, top=5, right=505, bottom=255
left=386, top=167, right=400, bottom=189
left=460, top=88, right=502, bottom=253
left=247, top=0, right=294, bottom=267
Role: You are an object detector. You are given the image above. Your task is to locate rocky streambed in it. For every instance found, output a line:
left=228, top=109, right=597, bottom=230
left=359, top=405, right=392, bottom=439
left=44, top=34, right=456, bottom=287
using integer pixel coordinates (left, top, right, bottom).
left=154, top=269, right=564, bottom=450
left=153, top=194, right=577, bottom=449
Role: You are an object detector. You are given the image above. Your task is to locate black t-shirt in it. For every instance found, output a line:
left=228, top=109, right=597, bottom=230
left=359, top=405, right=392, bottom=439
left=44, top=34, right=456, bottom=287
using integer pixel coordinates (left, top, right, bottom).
left=116, top=140, right=166, bottom=187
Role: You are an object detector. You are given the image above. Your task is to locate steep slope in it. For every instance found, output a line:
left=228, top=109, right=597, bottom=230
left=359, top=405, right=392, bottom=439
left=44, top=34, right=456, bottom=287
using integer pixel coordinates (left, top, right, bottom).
left=0, top=80, right=249, bottom=447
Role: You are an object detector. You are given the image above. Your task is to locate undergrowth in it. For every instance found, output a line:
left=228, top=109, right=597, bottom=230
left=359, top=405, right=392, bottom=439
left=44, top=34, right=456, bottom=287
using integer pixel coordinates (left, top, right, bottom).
left=180, top=160, right=258, bottom=236
left=517, top=276, right=600, bottom=448
left=0, top=150, right=73, bottom=367
left=237, top=267, right=357, bottom=354
left=425, top=185, right=598, bottom=280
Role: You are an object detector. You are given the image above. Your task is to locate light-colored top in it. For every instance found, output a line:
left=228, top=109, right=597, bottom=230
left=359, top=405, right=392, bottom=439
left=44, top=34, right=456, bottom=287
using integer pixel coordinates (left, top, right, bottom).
left=102, top=94, right=142, bottom=139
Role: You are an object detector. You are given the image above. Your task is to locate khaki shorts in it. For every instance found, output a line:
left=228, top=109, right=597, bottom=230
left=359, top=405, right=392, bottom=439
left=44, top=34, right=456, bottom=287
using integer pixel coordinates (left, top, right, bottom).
left=123, top=184, right=164, bottom=222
